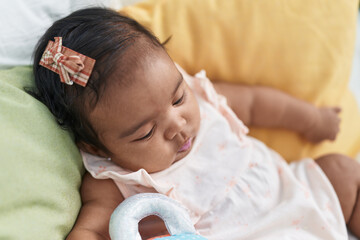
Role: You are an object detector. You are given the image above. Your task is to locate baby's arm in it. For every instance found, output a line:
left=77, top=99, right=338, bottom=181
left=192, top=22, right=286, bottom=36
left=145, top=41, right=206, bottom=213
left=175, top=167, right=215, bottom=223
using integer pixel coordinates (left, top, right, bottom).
left=66, top=173, right=168, bottom=239
left=66, top=172, right=124, bottom=240
left=214, top=82, right=341, bottom=143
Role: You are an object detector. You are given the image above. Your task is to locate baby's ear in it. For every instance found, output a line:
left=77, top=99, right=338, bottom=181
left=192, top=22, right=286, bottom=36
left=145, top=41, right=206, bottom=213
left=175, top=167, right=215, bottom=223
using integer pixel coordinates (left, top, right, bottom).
left=76, top=141, right=108, bottom=158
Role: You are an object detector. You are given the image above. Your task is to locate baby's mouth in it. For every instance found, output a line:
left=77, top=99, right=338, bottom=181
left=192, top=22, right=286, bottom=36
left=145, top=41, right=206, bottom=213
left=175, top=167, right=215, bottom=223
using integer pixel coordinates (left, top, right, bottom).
left=178, top=138, right=193, bottom=152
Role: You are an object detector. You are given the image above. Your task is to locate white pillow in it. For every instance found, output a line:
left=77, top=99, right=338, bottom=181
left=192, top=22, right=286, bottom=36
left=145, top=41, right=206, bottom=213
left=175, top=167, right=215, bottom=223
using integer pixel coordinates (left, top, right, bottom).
left=110, top=0, right=144, bottom=9
left=0, top=0, right=117, bottom=69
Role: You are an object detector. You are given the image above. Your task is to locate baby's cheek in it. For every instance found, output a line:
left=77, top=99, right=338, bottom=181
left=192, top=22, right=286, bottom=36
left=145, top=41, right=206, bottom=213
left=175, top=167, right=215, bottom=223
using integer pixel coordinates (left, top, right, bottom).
left=147, top=146, right=175, bottom=172
left=191, top=97, right=201, bottom=131
left=148, top=137, right=171, bottom=157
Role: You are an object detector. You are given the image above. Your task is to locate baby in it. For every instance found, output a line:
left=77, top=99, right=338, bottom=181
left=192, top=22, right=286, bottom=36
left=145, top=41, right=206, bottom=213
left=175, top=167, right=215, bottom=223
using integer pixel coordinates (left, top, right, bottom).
left=32, top=7, right=360, bottom=240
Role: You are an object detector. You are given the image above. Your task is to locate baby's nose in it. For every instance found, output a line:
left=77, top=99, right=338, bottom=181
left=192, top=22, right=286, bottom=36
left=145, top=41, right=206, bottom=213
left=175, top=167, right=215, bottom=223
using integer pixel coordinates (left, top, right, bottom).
left=164, top=117, right=186, bottom=140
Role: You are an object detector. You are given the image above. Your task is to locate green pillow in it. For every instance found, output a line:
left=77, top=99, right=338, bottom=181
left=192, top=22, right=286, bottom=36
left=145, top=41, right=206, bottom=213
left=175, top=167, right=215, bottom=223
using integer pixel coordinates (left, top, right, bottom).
left=0, top=66, right=84, bottom=240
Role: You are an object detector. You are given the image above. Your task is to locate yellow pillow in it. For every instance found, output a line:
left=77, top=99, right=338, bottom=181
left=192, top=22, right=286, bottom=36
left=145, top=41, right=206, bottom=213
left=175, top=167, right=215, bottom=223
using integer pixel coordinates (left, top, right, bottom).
left=121, top=0, right=360, bottom=161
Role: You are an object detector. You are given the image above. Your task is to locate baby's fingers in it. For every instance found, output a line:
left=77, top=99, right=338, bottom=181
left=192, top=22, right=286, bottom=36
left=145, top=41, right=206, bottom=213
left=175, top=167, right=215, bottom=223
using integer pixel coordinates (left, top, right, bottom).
left=332, top=107, right=342, bottom=114
left=328, top=126, right=340, bottom=141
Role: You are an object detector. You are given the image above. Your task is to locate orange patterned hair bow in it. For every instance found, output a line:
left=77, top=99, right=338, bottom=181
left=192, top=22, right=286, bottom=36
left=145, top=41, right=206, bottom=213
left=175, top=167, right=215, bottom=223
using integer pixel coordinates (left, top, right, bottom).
left=39, top=37, right=96, bottom=87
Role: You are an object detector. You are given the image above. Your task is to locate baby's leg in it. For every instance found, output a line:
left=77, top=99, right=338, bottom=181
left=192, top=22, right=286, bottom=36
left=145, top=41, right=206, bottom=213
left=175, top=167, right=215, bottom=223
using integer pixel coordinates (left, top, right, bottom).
left=316, top=154, right=360, bottom=237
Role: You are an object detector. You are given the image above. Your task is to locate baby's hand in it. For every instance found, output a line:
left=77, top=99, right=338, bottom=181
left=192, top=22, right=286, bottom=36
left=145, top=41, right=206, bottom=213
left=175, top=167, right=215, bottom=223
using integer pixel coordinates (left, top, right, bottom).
left=302, top=107, right=341, bottom=143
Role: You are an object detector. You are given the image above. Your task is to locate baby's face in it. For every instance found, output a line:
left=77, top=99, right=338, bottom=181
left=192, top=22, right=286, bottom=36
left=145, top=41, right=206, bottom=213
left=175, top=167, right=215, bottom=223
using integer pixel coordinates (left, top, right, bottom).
left=87, top=47, right=200, bottom=173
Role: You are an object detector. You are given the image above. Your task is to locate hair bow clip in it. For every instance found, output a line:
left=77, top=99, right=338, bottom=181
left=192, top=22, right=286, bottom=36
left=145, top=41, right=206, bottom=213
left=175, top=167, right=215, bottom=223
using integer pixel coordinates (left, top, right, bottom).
left=39, top=37, right=96, bottom=87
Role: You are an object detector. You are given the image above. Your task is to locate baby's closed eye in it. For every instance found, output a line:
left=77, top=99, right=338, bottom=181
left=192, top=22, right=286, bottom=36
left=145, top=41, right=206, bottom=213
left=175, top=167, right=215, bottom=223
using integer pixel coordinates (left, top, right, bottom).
left=135, top=125, right=156, bottom=141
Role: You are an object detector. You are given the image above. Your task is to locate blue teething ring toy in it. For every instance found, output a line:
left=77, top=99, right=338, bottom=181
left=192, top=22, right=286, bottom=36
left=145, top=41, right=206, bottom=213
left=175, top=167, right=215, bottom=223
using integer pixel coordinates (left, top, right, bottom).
left=109, top=193, right=207, bottom=240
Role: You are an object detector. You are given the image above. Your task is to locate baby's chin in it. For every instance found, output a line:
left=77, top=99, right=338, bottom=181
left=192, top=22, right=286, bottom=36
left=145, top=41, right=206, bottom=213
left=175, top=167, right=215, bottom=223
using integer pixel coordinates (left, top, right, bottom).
left=138, top=136, right=197, bottom=173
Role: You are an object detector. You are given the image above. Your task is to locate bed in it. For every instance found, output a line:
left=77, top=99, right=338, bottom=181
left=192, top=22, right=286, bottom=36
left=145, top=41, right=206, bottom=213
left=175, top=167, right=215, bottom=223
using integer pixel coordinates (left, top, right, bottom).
left=0, top=0, right=359, bottom=239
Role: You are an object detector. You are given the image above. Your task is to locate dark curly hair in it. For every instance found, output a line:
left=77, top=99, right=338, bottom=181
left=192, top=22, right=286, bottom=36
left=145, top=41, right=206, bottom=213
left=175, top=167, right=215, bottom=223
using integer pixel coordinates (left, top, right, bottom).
left=31, top=7, right=166, bottom=154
